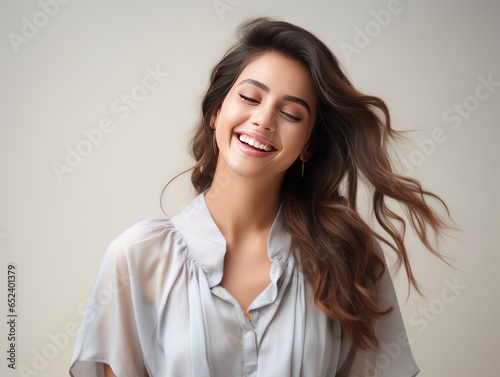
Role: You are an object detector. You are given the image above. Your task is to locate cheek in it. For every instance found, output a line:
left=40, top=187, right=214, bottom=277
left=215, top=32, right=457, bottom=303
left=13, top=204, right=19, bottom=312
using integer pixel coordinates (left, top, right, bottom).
left=282, top=127, right=310, bottom=151
left=219, top=98, right=247, bottom=125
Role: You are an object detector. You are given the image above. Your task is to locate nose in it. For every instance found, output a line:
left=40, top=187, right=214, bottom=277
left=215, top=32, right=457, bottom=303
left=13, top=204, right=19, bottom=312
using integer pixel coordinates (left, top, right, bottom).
left=250, top=104, right=276, bottom=132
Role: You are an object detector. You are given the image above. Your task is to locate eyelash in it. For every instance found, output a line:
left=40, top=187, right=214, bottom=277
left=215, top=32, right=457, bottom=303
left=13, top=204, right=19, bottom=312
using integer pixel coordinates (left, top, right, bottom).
left=239, top=94, right=302, bottom=122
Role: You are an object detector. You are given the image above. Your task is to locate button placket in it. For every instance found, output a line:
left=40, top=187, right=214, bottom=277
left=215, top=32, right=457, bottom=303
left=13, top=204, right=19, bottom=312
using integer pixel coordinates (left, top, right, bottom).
left=240, top=312, right=258, bottom=377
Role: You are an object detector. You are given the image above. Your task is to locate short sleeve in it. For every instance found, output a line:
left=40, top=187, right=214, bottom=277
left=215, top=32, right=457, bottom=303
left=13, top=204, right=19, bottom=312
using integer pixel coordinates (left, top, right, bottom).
left=335, top=245, right=420, bottom=377
left=69, top=237, right=148, bottom=377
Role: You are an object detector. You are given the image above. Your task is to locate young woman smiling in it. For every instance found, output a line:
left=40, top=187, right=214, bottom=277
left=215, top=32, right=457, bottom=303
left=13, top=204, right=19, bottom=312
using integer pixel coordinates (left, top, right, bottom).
left=70, top=18, right=450, bottom=377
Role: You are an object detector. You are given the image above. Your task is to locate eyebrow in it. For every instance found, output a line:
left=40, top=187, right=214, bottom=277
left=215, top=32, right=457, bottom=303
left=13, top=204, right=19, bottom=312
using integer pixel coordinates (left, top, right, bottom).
left=238, top=78, right=311, bottom=115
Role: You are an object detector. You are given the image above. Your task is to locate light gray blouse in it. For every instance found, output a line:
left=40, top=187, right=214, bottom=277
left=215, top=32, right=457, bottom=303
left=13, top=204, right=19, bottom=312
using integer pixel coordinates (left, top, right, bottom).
left=69, top=192, right=420, bottom=377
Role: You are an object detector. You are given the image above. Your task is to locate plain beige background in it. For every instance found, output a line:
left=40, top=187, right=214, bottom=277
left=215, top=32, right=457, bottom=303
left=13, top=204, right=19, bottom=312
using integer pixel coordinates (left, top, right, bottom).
left=1, top=1, right=499, bottom=376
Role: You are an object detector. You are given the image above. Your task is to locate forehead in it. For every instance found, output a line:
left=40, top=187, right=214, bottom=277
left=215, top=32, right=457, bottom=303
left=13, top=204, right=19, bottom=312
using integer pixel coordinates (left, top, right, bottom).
left=235, top=52, right=316, bottom=104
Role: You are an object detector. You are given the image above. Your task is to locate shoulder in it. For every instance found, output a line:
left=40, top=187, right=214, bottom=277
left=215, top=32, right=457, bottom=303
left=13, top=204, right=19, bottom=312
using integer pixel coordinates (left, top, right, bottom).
left=110, top=218, right=179, bottom=249
left=103, top=218, right=185, bottom=268
left=97, top=218, right=188, bottom=303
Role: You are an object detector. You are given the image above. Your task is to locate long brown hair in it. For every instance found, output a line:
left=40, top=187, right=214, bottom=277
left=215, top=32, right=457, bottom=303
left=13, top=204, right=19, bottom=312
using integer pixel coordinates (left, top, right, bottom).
left=169, top=17, right=452, bottom=349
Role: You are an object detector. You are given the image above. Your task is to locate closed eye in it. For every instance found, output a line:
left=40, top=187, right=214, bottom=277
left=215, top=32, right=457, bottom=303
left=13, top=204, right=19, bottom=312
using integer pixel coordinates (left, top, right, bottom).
left=280, top=111, right=301, bottom=122
left=239, top=94, right=259, bottom=104
left=240, top=94, right=301, bottom=122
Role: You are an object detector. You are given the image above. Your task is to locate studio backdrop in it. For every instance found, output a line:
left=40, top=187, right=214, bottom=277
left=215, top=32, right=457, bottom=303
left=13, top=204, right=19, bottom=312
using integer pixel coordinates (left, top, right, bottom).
left=1, top=1, right=498, bottom=376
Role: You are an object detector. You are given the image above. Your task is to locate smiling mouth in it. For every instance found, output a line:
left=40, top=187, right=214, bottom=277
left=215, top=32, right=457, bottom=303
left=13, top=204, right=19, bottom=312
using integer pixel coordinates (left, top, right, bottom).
left=237, top=134, right=276, bottom=152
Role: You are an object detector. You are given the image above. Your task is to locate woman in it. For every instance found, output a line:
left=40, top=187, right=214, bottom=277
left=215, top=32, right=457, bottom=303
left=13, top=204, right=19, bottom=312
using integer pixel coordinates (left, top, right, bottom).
left=69, top=17, right=450, bottom=377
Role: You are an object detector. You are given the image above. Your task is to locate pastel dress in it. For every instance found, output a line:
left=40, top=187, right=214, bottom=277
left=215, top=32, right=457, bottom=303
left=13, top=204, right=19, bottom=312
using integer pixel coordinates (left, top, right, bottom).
left=69, top=192, right=420, bottom=377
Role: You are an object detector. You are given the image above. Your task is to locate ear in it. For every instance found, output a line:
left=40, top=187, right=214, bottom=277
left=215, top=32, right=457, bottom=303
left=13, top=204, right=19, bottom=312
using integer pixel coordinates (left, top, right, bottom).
left=300, top=146, right=310, bottom=162
left=210, top=109, right=220, bottom=129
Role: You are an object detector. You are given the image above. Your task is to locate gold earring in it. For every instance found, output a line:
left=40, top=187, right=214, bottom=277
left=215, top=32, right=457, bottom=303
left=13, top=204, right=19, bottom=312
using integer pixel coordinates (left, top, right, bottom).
left=301, top=160, right=305, bottom=179
left=212, top=130, right=218, bottom=155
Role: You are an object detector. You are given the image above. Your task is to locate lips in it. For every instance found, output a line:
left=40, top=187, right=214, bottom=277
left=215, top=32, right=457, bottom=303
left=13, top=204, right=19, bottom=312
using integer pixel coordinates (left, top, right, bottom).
left=235, top=132, right=277, bottom=152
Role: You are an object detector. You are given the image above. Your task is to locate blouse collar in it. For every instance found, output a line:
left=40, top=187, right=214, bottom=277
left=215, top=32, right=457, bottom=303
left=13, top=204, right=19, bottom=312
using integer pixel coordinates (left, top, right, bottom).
left=171, top=192, right=292, bottom=288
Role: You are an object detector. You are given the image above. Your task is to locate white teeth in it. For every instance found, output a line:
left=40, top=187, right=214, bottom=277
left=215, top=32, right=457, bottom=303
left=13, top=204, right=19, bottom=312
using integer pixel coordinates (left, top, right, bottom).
left=238, top=134, right=272, bottom=152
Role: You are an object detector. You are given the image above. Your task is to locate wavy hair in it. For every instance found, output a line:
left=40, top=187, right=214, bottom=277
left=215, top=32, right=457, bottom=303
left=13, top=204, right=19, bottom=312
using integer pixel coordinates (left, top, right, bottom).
left=167, top=17, right=451, bottom=349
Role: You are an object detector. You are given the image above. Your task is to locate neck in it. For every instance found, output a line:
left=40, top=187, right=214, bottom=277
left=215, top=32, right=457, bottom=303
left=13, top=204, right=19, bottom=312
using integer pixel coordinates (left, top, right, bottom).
left=204, top=167, right=283, bottom=245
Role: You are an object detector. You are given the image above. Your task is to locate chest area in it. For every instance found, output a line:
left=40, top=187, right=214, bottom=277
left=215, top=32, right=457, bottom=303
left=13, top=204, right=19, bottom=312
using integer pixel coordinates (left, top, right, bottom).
left=219, top=242, right=273, bottom=310
left=155, top=268, right=337, bottom=377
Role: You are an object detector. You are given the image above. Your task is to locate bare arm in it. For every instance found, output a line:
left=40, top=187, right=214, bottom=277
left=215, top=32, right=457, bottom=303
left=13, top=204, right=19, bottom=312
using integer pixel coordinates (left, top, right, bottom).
left=103, top=363, right=117, bottom=377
